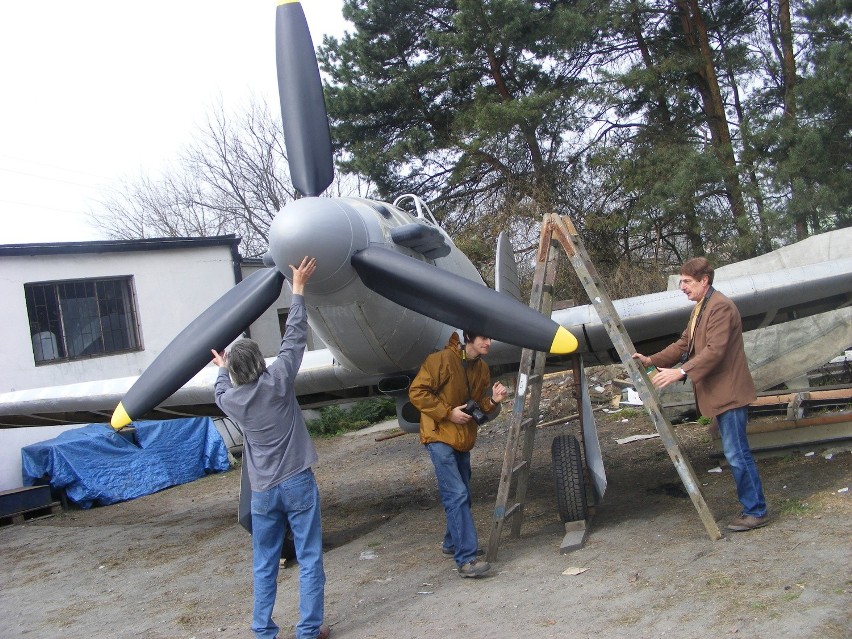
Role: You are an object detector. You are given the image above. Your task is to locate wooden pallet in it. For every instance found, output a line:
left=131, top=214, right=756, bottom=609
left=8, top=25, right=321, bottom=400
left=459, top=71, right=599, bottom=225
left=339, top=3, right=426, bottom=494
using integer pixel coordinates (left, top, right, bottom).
left=0, top=502, right=62, bottom=527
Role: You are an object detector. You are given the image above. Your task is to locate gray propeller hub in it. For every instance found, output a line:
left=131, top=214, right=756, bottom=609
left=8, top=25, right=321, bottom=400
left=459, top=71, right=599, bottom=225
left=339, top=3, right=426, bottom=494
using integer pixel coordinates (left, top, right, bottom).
left=268, top=197, right=370, bottom=295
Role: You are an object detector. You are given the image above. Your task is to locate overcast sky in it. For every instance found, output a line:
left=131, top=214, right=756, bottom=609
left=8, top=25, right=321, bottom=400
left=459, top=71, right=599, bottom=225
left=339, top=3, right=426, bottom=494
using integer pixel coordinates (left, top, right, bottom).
left=0, top=0, right=347, bottom=244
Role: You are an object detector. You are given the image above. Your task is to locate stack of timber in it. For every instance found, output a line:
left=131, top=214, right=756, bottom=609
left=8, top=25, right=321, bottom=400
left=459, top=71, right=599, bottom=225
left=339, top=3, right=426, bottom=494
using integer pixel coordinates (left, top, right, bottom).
left=725, top=386, right=852, bottom=454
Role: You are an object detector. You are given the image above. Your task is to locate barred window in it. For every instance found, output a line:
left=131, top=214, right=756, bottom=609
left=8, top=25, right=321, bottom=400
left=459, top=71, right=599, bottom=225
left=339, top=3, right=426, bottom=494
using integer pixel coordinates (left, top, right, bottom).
left=24, top=276, right=142, bottom=364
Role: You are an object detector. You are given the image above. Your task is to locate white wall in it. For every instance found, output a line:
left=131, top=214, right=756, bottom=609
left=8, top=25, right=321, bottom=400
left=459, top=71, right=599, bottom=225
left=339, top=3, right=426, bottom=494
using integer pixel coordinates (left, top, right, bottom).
left=242, top=261, right=293, bottom=357
left=0, top=245, right=238, bottom=393
left=242, top=262, right=322, bottom=357
left=0, top=424, right=82, bottom=491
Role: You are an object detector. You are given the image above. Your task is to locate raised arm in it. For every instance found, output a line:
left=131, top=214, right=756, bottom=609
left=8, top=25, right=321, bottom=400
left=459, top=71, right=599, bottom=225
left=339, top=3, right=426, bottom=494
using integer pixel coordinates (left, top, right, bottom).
left=290, top=256, right=317, bottom=296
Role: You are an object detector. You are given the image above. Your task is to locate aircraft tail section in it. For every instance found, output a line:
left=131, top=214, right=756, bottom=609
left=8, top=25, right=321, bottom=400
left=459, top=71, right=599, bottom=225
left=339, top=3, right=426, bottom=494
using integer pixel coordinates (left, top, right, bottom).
left=495, top=231, right=522, bottom=302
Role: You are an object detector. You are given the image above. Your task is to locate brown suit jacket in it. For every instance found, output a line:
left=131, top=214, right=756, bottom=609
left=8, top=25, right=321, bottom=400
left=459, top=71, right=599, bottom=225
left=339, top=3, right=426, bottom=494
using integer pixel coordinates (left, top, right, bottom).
left=650, top=290, right=755, bottom=418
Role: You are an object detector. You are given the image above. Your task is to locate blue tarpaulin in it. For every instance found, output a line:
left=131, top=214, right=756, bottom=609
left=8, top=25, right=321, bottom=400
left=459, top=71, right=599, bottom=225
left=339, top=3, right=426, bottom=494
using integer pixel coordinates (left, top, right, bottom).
left=21, top=417, right=230, bottom=509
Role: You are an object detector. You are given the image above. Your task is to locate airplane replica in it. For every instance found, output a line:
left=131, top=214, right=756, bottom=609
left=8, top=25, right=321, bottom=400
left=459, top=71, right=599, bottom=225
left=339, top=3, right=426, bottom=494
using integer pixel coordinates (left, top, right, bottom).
left=1, top=1, right=850, bottom=537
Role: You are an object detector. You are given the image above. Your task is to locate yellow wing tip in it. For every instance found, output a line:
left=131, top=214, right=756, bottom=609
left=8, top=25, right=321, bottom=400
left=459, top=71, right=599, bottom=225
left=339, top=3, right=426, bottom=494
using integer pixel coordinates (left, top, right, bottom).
left=550, top=327, right=579, bottom=354
left=111, top=403, right=132, bottom=430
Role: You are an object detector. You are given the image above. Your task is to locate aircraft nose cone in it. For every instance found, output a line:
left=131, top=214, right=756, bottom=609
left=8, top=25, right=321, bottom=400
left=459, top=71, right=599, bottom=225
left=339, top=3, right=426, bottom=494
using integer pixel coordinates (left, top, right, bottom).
left=268, top=197, right=369, bottom=295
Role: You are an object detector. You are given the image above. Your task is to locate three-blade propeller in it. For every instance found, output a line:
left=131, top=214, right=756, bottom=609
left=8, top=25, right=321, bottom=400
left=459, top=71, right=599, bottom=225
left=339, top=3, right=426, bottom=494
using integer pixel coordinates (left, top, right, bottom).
left=110, top=0, right=577, bottom=429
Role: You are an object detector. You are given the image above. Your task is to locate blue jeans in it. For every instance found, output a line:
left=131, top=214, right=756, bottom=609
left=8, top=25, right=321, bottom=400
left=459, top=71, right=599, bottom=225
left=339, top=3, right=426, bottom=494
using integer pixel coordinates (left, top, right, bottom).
left=426, top=442, right=479, bottom=565
left=717, top=406, right=767, bottom=517
left=250, top=468, right=325, bottom=639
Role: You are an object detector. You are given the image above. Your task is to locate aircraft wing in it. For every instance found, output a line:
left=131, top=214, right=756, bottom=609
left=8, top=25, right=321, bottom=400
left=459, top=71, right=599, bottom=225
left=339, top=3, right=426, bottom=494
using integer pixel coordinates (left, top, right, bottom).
left=3, top=231, right=849, bottom=428
left=0, top=349, right=387, bottom=428
left=482, top=255, right=851, bottom=370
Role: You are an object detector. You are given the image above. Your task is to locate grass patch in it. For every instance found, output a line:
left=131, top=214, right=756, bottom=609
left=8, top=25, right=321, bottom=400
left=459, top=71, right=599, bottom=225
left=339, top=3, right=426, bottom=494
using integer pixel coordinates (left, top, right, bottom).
left=750, top=599, right=772, bottom=612
left=705, top=573, right=736, bottom=589
left=777, top=498, right=812, bottom=516
left=619, top=408, right=643, bottom=418
left=306, top=398, right=396, bottom=437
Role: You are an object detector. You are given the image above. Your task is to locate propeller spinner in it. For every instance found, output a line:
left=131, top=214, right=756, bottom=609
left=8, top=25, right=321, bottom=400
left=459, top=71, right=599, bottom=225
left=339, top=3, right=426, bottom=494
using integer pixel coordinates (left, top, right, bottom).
left=110, top=0, right=577, bottom=429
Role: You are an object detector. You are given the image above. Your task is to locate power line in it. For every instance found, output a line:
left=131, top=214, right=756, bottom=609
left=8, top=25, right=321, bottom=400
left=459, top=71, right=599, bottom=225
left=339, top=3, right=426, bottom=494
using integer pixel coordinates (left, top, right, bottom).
left=0, top=152, right=114, bottom=181
left=0, top=198, right=92, bottom=215
left=0, top=166, right=108, bottom=190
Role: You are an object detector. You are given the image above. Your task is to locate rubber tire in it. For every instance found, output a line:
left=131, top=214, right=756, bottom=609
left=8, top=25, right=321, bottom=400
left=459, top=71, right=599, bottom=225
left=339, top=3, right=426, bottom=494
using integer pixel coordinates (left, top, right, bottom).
left=551, top=434, right=588, bottom=523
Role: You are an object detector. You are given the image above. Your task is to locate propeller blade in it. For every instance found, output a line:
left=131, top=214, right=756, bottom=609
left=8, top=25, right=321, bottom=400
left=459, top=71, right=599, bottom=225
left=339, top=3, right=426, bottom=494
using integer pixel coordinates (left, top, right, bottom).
left=111, top=268, right=286, bottom=429
left=351, top=247, right=578, bottom=354
left=275, top=0, right=334, bottom=196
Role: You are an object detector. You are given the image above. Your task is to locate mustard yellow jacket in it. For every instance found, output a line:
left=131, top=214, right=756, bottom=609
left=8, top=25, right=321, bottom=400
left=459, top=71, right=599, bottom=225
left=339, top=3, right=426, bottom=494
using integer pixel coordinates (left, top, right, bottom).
left=409, top=333, right=496, bottom=452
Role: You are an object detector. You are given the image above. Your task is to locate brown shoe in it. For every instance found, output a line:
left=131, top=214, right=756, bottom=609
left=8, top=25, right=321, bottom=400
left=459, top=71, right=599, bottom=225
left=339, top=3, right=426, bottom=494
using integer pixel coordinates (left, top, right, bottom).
left=317, top=624, right=331, bottom=639
left=458, top=558, right=491, bottom=578
left=727, top=513, right=770, bottom=532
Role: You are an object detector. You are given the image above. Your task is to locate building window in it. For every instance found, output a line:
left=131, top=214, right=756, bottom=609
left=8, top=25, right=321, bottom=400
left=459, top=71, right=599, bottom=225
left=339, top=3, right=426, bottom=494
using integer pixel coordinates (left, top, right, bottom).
left=24, top=276, right=142, bottom=364
left=276, top=308, right=317, bottom=351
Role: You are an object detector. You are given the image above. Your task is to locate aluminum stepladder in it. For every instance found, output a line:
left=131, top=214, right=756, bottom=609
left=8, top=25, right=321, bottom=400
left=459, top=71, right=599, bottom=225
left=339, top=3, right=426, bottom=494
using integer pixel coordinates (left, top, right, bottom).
left=486, top=213, right=721, bottom=561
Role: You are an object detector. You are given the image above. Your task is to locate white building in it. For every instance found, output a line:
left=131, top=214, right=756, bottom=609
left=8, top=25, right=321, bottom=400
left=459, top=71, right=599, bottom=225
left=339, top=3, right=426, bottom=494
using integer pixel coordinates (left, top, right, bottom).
left=0, top=236, right=311, bottom=490
left=0, top=236, right=308, bottom=393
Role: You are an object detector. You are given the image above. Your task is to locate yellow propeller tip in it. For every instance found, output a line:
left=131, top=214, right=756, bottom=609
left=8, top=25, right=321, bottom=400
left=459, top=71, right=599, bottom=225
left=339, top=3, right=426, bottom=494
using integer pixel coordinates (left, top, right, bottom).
left=111, top=403, right=132, bottom=430
left=550, top=326, right=579, bottom=354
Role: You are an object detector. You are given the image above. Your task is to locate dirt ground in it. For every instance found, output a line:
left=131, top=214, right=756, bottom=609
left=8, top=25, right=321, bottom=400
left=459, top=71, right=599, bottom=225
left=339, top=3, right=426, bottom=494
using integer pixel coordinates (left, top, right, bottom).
left=2, top=371, right=850, bottom=639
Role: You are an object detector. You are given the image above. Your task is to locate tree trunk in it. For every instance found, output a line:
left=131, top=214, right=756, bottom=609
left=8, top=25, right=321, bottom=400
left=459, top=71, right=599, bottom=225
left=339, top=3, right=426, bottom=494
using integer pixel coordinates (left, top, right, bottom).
left=632, top=6, right=705, bottom=256
left=677, top=0, right=753, bottom=255
left=777, top=0, right=807, bottom=240
left=718, top=25, right=771, bottom=253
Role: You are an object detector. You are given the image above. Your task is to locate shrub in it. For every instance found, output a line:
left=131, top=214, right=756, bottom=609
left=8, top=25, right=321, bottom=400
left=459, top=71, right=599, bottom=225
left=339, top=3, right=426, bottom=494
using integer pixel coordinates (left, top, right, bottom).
left=306, top=398, right=396, bottom=437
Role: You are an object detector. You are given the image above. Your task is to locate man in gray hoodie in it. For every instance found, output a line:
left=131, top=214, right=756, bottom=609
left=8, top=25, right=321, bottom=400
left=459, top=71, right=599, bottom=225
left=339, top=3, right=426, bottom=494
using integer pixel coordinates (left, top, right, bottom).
left=212, top=256, right=329, bottom=639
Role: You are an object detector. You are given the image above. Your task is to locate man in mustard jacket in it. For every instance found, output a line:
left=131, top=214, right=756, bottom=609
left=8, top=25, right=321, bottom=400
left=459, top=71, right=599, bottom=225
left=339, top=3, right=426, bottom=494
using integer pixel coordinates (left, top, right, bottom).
left=633, top=257, right=768, bottom=532
left=409, top=331, right=508, bottom=577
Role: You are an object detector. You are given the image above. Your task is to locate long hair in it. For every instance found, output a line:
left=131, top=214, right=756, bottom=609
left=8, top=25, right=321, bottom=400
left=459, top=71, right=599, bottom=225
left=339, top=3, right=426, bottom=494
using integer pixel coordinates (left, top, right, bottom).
left=227, top=339, right=267, bottom=386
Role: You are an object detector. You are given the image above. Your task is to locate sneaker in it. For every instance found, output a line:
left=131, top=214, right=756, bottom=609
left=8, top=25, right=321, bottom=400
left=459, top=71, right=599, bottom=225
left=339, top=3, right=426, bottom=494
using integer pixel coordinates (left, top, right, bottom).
left=442, top=546, right=485, bottom=558
left=726, top=513, right=770, bottom=532
left=275, top=625, right=329, bottom=639
left=458, top=559, right=491, bottom=578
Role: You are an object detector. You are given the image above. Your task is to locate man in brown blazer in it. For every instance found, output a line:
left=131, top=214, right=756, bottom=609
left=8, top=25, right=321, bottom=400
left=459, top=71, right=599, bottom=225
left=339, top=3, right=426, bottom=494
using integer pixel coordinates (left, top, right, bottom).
left=633, top=257, right=769, bottom=532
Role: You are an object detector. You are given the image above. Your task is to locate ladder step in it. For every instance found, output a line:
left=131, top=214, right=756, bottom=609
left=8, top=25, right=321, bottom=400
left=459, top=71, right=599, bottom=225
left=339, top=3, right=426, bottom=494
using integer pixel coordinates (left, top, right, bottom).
left=502, top=502, right=521, bottom=521
left=511, top=460, right=529, bottom=475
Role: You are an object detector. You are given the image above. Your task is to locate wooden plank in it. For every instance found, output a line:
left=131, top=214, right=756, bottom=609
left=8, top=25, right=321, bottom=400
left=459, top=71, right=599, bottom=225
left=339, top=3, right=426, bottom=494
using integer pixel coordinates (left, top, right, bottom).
left=746, top=411, right=852, bottom=434
left=747, top=422, right=852, bottom=452
left=751, top=388, right=852, bottom=407
left=711, top=413, right=852, bottom=454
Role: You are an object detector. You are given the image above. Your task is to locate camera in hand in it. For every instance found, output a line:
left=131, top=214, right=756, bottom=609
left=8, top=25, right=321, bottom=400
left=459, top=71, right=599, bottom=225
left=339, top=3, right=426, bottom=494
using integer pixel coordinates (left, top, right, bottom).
left=461, top=399, right=488, bottom=425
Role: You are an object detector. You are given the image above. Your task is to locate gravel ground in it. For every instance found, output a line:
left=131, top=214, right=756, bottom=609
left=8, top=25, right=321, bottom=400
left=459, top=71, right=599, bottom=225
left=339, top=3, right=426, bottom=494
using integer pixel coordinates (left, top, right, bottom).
left=2, top=372, right=849, bottom=639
